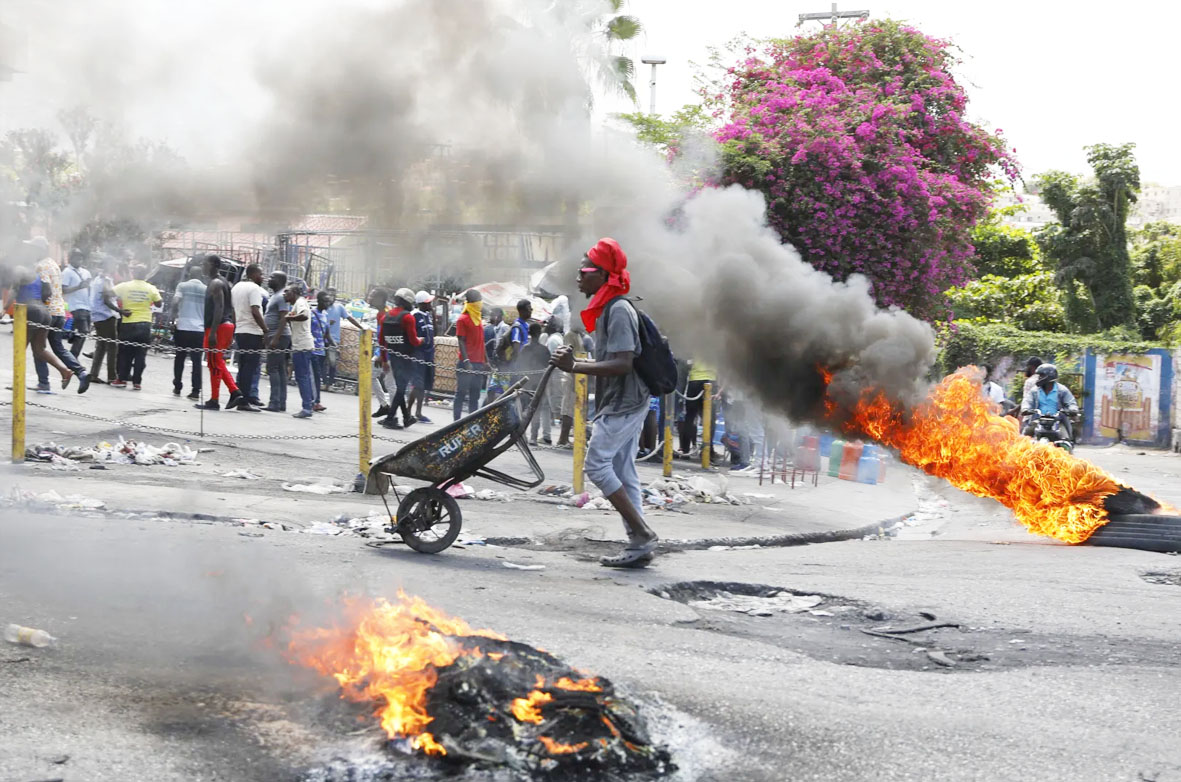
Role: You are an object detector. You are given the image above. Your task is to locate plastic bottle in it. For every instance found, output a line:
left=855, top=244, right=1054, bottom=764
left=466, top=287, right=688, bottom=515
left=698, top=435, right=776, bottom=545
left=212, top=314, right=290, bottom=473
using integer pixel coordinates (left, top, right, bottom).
left=4, top=623, right=57, bottom=648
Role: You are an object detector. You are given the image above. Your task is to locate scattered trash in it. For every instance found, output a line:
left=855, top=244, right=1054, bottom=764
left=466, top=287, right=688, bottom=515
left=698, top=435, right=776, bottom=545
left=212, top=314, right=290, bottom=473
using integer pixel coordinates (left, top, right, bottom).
left=473, top=488, right=506, bottom=501
left=926, top=650, right=957, bottom=667
left=689, top=591, right=823, bottom=616
left=502, top=562, right=545, bottom=571
left=222, top=469, right=261, bottom=479
left=573, top=492, right=592, bottom=508
left=537, top=484, right=572, bottom=497
left=446, top=482, right=475, bottom=498
left=4, top=623, right=57, bottom=648
left=282, top=478, right=350, bottom=495
left=644, top=476, right=751, bottom=508
left=238, top=531, right=265, bottom=538
left=26, top=437, right=199, bottom=467
left=581, top=497, right=613, bottom=511
left=706, top=544, right=763, bottom=551
left=302, top=521, right=347, bottom=535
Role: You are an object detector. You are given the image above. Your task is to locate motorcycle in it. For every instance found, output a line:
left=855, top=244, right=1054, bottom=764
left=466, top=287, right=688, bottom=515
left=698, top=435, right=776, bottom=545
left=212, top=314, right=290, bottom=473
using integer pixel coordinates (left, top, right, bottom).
left=1029, top=413, right=1076, bottom=453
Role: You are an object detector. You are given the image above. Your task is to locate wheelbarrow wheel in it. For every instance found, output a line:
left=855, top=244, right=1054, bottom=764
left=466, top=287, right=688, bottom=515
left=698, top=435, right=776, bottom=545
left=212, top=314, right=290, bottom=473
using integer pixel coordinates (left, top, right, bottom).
left=396, top=487, right=462, bottom=554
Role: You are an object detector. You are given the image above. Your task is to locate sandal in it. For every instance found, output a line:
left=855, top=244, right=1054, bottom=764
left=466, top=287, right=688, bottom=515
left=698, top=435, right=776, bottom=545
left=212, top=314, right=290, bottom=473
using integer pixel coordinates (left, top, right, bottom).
left=601, top=552, right=654, bottom=569
left=600, top=537, right=659, bottom=568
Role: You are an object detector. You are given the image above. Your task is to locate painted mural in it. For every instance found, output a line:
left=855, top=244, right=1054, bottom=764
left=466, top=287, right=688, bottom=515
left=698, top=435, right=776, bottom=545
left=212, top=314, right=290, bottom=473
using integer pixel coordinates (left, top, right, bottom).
left=1094, top=353, right=1160, bottom=441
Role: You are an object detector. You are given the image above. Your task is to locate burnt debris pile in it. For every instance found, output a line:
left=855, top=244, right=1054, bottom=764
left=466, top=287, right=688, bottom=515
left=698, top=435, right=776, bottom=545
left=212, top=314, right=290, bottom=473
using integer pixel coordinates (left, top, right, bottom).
left=420, top=638, right=673, bottom=780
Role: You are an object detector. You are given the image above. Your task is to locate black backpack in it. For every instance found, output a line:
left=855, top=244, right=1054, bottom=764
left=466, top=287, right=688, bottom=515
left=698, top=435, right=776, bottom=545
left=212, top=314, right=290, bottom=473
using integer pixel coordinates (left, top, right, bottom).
left=606, top=297, right=678, bottom=395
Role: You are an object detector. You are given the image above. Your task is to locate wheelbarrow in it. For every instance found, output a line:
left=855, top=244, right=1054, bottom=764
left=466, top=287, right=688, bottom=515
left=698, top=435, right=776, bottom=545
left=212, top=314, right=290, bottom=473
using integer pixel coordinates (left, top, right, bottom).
left=366, top=366, right=557, bottom=553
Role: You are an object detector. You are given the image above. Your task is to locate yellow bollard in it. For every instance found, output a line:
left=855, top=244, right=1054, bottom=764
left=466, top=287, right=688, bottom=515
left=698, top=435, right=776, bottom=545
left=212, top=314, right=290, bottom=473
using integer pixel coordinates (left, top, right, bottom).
left=11, top=304, right=27, bottom=464
left=701, top=381, right=713, bottom=470
left=572, top=372, right=588, bottom=494
left=358, top=329, right=372, bottom=476
left=662, top=392, right=673, bottom=478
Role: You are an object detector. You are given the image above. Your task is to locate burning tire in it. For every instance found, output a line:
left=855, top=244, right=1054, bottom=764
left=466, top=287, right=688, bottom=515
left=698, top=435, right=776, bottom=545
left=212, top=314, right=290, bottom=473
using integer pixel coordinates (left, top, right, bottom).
left=1086, top=514, right=1181, bottom=554
left=396, top=487, right=462, bottom=553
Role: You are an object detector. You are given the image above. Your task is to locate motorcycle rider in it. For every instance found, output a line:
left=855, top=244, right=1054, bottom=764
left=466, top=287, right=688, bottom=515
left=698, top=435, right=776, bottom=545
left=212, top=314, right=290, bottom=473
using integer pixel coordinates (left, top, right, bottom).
left=1020, top=363, right=1079, bottom=441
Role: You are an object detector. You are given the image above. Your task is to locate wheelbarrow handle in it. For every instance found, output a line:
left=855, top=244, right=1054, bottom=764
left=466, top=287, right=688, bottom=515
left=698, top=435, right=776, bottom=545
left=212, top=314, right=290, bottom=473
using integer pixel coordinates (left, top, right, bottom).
left=519, top=365, right=558, bottom=434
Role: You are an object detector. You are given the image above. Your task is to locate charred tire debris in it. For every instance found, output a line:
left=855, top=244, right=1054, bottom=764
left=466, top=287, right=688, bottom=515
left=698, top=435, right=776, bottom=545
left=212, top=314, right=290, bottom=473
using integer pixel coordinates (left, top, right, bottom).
left=299, top=638, right=675, bottom=782
left=656, top=581, right=1181, bottom=673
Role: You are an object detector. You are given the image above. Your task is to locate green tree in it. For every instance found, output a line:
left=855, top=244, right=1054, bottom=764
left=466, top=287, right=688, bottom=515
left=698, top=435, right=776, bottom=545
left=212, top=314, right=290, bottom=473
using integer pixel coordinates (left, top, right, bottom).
left=1035, top=142, right=1139, bottom=330
left=945, top=272, right=1068, bottom=332
left=1130, top=221, right=1181, bottom=291
left=969, top=205, right=1040, bottom=278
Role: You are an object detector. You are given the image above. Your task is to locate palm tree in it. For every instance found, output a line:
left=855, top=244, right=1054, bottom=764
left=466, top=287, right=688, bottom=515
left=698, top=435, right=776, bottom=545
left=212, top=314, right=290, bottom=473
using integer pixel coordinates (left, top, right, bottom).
left=594, top=0, right=642, bottom=104
left=544, top=0, right=642, bottom=107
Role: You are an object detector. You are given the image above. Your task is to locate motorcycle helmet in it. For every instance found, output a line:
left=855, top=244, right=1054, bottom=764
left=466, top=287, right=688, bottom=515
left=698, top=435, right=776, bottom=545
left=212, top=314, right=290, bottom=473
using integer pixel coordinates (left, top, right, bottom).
left=1035, top=363, right=1059, bottom=390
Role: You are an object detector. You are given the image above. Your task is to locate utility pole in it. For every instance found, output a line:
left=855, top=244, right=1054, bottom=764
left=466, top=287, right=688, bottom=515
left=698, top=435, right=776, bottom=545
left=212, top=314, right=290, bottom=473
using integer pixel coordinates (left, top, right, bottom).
left=798, top=2, right=869, bottom=27
left=640, top=56, right=666, bottom=115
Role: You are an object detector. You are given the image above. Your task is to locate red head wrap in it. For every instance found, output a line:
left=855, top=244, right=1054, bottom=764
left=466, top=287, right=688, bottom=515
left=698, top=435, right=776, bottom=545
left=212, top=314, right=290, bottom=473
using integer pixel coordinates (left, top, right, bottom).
left=581, top=238, right=630, bottom=332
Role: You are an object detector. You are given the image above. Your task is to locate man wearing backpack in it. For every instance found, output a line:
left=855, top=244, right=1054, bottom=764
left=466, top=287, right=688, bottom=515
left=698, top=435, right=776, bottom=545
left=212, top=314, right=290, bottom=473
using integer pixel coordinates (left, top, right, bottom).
left=551, top=238, right=674, bottom=568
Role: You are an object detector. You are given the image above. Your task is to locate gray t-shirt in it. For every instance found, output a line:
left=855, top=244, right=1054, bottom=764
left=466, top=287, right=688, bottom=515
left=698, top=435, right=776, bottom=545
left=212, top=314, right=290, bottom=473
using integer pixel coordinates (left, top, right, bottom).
left=174, top=278, right=207, bottom=332
left=593, top=298, right=649, bottom=419
left=264, top=290, right=291, bottom=337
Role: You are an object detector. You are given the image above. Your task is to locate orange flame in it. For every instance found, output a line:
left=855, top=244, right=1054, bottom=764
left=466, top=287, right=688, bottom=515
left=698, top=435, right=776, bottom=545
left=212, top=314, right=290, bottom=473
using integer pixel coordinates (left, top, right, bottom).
left=286, top=593, right=505, bottom=755
left=554, top=676, right=603, bottom=692
left=539, top=735, right=589, bottom=755
left=511, top=689, right=553, bottom=724
left=840, top=369, right=1128, bottom=543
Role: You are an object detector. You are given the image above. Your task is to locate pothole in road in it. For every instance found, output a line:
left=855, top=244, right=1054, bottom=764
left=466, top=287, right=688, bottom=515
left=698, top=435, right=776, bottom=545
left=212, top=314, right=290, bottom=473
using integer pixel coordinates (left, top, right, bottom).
left=1140, top=570, right=1181, bottom=586
left=654, top=581, right=1179, bottom=673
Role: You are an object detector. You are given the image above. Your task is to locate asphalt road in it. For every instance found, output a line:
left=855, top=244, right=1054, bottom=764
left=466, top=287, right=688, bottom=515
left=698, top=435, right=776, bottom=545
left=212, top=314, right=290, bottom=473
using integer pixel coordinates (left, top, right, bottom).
left=3, top=479, right=1181, bottom=782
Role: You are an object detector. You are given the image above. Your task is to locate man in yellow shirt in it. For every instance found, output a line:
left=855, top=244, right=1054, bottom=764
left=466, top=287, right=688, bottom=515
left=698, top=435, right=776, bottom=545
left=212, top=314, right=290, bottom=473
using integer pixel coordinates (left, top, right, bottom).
left=112, top=264, right=162, bottom=390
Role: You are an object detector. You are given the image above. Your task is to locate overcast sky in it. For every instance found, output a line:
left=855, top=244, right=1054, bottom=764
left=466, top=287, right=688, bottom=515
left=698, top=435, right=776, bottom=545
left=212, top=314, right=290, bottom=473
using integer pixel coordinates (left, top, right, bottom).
left=1, top=0, right=1177, bottom=187
left=603, top=0, right=1181, bottom=186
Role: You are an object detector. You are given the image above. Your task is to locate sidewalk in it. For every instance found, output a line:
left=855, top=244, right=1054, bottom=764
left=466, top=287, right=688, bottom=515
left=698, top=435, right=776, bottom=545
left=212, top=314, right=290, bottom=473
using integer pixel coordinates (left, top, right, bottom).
left=2, top=329, right=919, bottom=546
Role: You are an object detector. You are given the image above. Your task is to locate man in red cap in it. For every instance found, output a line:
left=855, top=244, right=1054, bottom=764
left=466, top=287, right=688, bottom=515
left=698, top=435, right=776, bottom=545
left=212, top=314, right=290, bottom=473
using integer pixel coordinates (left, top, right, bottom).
left=550, top=238, right=658, bottom=567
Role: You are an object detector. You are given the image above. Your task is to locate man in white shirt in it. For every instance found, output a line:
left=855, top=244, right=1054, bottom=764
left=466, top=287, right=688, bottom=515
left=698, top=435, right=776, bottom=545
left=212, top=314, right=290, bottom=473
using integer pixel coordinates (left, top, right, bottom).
left=981, top=364, right=1007, bottom=407
left=279, top=284, right=316, bottom=419
left=172, top=265, right=207, bottom=399
left=230, top=263, right=269, bottom=406
left=61, top=249, right=92, bottom=358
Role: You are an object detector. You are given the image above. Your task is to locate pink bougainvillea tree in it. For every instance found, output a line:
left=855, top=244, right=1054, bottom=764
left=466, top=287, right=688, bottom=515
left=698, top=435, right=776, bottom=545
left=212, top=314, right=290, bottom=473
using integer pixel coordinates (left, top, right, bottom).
left=711, top=21, right=1018, bottom=319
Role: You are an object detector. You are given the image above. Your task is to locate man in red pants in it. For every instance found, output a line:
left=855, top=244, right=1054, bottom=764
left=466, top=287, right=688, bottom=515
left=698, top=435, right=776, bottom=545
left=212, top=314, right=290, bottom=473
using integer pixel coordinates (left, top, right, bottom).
left=194, top=255, right=253, bottom=411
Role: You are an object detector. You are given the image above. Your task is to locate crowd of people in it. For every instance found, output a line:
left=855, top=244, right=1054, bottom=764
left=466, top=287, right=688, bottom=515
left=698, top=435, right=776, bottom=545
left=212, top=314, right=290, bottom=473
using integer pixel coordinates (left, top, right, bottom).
left=2, top=240, right=364, bottom=419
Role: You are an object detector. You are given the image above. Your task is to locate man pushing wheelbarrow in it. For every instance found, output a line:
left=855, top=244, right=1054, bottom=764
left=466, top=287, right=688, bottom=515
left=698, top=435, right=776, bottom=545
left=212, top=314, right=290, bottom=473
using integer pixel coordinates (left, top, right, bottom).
left=368, top=237, right=672, bottom=568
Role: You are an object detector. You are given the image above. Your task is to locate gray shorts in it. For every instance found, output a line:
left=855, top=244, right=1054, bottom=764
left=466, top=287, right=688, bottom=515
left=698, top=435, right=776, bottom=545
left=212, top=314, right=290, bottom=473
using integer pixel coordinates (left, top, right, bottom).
left=584, top=406, right=647, bottom=516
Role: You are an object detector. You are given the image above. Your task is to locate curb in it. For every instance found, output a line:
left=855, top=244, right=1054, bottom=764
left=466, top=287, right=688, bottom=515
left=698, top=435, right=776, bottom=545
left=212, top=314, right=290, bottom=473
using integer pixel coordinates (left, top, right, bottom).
left=485, top=512, right=914, bottom=552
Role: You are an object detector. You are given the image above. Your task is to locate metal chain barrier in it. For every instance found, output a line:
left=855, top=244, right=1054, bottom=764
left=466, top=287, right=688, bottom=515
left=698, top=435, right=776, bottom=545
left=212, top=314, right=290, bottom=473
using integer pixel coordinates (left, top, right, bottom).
left=34, top=322, right=549, bottom=373
left=22, top=401, right=407, bottom=444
